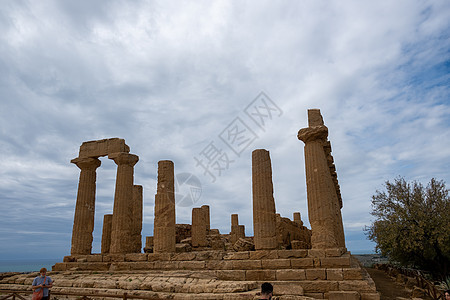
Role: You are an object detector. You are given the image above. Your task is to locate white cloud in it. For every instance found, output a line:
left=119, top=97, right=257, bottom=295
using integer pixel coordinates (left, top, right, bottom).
left=0, top=0, right=449, bottom=258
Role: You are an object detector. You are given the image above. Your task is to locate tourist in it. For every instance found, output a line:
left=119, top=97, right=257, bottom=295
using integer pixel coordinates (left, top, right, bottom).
left=259, top=282, right=273, bottom=299
left=444, top=290, right=450, bottom=300
left=32, top=268, right=53, bottom=300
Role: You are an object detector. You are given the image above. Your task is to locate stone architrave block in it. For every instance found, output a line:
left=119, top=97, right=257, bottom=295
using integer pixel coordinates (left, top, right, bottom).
left=306, top=269, right=327, bottom=280
left=107, top=254, right=125, bottom=262
left=290, top=258, right=314, bottom=268
left=246, top=270, right=276, bottom=281
left=327, top=269, right=344, bottom=281
left=79, top=138, right=130, bottom=158
left=276, top=269, right=306, bottom=281
left=329, top=291, right=360, bottom=300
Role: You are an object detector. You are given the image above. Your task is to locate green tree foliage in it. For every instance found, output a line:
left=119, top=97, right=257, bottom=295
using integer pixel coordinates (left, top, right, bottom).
left=365, top=177, right=450, bottom=279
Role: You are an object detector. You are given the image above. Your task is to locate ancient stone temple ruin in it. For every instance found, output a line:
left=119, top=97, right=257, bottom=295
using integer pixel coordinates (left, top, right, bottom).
left=0, top=109, right=380, bottom=300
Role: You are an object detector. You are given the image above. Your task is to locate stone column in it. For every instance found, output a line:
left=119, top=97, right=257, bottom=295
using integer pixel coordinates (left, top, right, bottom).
left=70, top=157, right=101, bottom=255
left=153, top=160, right=176, bottom=253
left=132, top=185, right=143, bottom=253
left=101, top=214, right=113, bottom=254
left=230, top=214, right=239, bottom=243
left=192, top=207, right=207, bottom=247
left=201, top=205, right=210, bottom=232
left=238, top=225, right=246, bottom=238
left=108, top=152, right=139, bottom=254
left=252, top=149, right=278, bottom=250
left=297, top=109, right=345, bottom=249
left=293, top=212, right=303, bottom=226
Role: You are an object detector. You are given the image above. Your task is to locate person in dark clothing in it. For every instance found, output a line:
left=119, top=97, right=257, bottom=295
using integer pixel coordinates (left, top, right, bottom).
left=259, top=282, right=273, bottom=299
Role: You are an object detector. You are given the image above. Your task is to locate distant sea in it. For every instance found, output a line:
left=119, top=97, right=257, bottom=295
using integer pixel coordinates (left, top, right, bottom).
left=0, top=259, right=60, bottom=273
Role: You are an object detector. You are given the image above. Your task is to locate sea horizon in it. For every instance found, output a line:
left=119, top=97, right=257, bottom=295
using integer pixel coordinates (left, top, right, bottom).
left=0, top=258, right=61, bottom=273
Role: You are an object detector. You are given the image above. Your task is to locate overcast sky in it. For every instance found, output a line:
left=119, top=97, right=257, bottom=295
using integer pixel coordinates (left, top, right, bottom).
left=0, top=0, right=449, bottom=261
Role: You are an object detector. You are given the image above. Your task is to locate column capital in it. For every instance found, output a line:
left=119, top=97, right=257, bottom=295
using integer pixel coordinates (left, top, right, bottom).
left=297, top=125, right=328, bottom=143
left=108, top=152, right=139, bottom=166
left=71, top=157, right=101, bottom=170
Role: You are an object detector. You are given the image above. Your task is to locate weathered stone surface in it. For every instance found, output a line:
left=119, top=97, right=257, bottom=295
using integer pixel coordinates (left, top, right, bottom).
left=79, top=138, right=130, bottom=158
left=261, top=259, right=291, bottom=269
left=278, top=249, right=308, bottom=259
left=154, top=160, right=176, bottom=253
left=338, top=281, right=376, bottom=292
left=70, top=157, right=101, bottom=255
left=125, top=253, right=148, bottom=262
left=249, top=250, right=278, bottom=260
left=306, top=269, right=326, bottom=280
left=246, top=270, right=276, bottom=281
left=101, top=214, right=113, bottom=254
left=192, top=207, right=207, bottom=247
left=298, top=109, right=345, bottom=249
left=273, top=283, right=304, bottom=296
left=132, top=184, right=143, bottom=252
left=290, top=258, right=314, bottom=268
left=328, top=291, right=360, bottom=300
left=320, top=256, right=351, bottom=268
left=327, top=269, right=344, bottom=281
left=252, top=149, right=277, bottom=250
left=233, top=238, right=254, bottom=252
left=343, top=268, right=363, bottom=280
left=232, top=260, right=261, bottom=270
left=360, top=293, right=381, bottom=300
left=276, top=269, right=307, bottom=280
left=109, top=152, right=139, bottom=254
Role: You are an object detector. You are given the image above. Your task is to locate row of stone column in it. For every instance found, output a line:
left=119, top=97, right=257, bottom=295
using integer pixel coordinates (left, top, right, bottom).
left=70, top=152, right=141, bottom=255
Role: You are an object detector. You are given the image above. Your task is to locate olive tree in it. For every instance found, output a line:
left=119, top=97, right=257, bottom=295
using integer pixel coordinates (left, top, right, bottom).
left=365, top=177, right=450, bottom=279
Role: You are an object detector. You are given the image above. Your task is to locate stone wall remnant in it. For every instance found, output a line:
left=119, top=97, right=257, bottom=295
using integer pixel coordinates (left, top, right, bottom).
left=192, top=207, right=207, bottom=247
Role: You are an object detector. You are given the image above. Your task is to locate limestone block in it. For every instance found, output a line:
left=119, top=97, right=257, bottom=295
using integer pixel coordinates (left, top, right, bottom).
left=172, top=252, right=196, bottom=261
left=304, top=293, right=325, bottom=299
left=223, top=251, right=250, bottom=260
left=290, top=258, right=314, bottom=268
left=178, top=261, right=206, bottom=270
left=206, top=260, right=233, bottom=270
left=86, top=255, right=103, bottom=262
left=343, top=268, right=363, bottom=280
left=320, top=257, right=351, bottom=267
left=328, top=291, right=360, bottom=300
left=175, top=243, right=192, bottom=253
left=261, top=259, right=291, bottom=269
left=300, top=280, right=338, bottom=292
left=276, top=269, right=307, bottom=280
left=52, top=263, right=67, bottom=271
left=326, top=248, right=347, bottom=257
left=195, top=251, right=225, bottom=261
left=338, top=281, right=376, bottom=292
left=232, top=259, right=262, bottom=270
left=63, top=256, right=75, bottom=262
left=233, top=238, right=255, bottom=252
left=327, top=269, right=344, bottom=281
left=278, top=249, right=308, bottom=259
left=79, top=138, right=129, bottom=158
left=360, top=293, right=380, bottom=300
left=153, top=261, right=179, bottom=270
left=308, top=249, right=326, bottom=257
left=249, top=250, right=278, bottom=260
left=246, top=270, right=276, bottom=281
left=306, top=269, right=326, bottom=280
left=147, top=253, right=172, bottom=261
left=107, top=254, right=125, bottom=262
left=192, top=207, right=207, bottom=247
left=273, top=283, right=304, bottom=296
left=125, top=253, right=148, bottom=262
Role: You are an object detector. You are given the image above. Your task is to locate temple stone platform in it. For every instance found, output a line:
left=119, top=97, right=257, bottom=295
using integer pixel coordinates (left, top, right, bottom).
left=0, top=249, right=379, bottom=299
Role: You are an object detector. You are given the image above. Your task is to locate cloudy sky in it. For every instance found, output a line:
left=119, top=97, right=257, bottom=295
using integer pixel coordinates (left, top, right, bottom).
left=0, top=0, right=449, bottom=261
